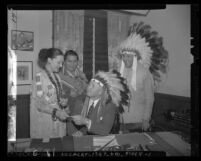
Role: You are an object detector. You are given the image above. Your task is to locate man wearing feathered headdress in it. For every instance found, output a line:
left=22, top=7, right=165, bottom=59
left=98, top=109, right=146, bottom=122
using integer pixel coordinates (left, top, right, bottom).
left=117, top=21, right=169, bottom=132
left=70, top=70, right=130, bottom=136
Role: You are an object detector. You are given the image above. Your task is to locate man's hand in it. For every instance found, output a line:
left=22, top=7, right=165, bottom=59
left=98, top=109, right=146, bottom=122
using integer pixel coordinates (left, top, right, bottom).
left=142, top=120, right=150, bottom=131
left=71, top=115, right=88, bottom=126
left=72, top=131, right=83, bottom=137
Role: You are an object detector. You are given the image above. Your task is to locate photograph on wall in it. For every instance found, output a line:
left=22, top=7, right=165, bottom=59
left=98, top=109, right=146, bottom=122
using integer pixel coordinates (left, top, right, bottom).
left=11, top=30, right=34, bottom=51
left=17, top=61, right=33, bottom=85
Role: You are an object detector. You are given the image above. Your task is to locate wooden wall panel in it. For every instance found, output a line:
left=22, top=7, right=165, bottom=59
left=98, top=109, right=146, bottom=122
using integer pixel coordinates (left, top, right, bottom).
left=152, top=93, right=191, bottom=135
left=16, top=94, right=30, bottom=138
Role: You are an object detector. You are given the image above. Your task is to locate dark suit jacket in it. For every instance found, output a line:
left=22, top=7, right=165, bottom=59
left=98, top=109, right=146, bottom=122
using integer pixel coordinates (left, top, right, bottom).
left=66, top=98, right=117, bottom=136
left=86, top=100, right=118, bottom=135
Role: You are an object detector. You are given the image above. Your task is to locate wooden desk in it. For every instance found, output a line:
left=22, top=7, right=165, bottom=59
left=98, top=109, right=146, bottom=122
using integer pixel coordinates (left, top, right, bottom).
left=9, top=132, right=190, bottom=156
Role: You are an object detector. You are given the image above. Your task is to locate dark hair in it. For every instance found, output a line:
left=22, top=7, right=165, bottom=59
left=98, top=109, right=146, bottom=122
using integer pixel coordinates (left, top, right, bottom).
left=64, top=50, right=79, bottom=61
left=37, top=48, right=63, bottom=69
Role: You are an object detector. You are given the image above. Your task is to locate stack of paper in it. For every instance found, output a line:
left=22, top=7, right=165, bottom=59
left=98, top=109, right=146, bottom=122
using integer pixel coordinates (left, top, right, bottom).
left=93, top=135, right=119, bottom=149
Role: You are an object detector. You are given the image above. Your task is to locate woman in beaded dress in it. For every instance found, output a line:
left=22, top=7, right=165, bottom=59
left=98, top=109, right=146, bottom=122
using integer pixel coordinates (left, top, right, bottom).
left=30, top=48, right=69, bottom=138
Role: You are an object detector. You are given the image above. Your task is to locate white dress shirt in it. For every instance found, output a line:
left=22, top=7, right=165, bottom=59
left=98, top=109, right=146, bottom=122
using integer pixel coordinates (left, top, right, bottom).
left=86, top=98, right=100, bottom=129
left=87, top=99, right=100, bottom=113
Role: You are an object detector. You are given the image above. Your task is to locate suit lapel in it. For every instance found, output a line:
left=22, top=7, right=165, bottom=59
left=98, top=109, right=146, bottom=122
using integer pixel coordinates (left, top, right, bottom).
left=94, top=100, right=105, bottom=121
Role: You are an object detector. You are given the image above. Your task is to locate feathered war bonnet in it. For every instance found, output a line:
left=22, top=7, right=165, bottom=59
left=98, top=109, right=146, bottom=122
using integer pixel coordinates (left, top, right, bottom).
left=92, top=70, right=130, bottom=113
left=118, top=21, right=169, bottom=90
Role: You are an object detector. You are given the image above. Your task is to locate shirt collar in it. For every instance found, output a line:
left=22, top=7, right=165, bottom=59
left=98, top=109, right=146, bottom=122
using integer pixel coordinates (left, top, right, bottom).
left=89, top=98, right=100, bottom=107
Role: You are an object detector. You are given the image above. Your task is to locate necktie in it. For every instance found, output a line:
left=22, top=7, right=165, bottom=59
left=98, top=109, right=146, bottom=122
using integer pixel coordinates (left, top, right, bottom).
left=87, top=102, right=94, bottom=118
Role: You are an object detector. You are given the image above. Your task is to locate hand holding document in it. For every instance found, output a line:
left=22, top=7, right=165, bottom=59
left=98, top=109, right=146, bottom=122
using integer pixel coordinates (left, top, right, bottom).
left=56, top=110, right=69, bottom=121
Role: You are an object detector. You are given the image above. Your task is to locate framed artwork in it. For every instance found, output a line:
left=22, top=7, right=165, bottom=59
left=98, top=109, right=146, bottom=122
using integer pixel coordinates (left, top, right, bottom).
left=11, top=30, right=34, bottom=51
left=17, top=61, right=33, bottom=85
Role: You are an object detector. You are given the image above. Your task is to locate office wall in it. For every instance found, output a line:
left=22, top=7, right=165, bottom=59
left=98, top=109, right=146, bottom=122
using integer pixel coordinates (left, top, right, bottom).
left=8, top=10, right=52, bottom=95
left=9, top=7, right=193, bottom=97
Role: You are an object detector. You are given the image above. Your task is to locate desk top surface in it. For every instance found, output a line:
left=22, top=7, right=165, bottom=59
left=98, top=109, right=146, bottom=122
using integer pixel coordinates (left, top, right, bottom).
left=11, top=131, right=191, bottom=156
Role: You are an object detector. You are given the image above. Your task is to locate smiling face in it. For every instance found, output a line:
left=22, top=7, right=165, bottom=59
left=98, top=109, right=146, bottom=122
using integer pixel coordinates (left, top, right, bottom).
left=64, top=55, right=78, bottom=72
left=48, top=55, right=64, bottom=73
left=86, top=80, right=103, bottom=99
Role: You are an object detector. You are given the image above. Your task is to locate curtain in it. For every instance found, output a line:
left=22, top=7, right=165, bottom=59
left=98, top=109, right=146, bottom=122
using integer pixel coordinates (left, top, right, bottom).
left=53, top=10, right=84, bottom=70
left=53, top=10, right=130, bottom=71
left=107, top=11, right=130, bottom=71
left=83, top=10, right=108, bottom=80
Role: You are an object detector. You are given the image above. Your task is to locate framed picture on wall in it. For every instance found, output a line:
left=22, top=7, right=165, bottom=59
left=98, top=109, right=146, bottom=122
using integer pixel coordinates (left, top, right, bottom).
left=11, top=30, right=34, bottom=51
left=17, top=61, right=33, bottom=86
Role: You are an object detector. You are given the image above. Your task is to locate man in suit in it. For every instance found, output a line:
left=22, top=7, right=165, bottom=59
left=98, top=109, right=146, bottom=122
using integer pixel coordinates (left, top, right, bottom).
left=70, top=70, right=129, bottom=136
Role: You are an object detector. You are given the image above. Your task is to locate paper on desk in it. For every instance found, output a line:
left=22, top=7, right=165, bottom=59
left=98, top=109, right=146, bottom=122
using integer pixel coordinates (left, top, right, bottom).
left=93, top=135, right=119, bottom=147
left=143, top=132, right=156, bottom=144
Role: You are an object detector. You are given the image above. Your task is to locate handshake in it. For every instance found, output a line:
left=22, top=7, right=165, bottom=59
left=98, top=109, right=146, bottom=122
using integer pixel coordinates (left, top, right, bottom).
left=56, top=111, right=89, bottom=128
left=54, top=106, right=70, bottom=122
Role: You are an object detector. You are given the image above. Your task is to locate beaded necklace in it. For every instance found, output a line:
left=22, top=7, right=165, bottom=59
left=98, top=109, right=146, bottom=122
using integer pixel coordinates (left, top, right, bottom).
left=45, top=69, right=65, bottom=109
